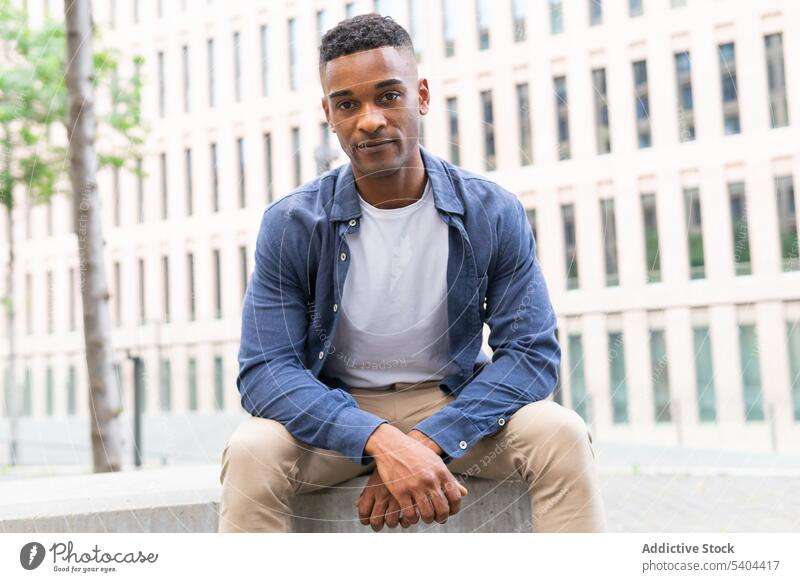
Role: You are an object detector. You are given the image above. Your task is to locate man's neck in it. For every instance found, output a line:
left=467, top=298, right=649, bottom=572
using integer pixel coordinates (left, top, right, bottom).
left=352, top=148, right=427, bottom=210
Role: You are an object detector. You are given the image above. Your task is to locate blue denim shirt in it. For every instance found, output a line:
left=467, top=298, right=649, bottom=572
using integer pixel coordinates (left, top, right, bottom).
left=237, top=146, right=560, bottom=465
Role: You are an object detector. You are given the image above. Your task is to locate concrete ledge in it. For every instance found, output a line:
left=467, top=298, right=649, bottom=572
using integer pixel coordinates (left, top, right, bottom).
left=0, top=465, right=531, bottom=533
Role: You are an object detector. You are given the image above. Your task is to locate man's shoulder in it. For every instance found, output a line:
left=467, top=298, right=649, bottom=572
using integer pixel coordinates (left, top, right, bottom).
left=442, top=160, right=522, bottom=216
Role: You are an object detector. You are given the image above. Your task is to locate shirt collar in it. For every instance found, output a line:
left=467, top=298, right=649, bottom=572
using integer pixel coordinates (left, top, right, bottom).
left=329, top=145, right=464, bottom=222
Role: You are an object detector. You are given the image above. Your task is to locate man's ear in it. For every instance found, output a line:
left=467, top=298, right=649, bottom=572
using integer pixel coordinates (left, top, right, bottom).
left=321, top=97, right=335, bottom=132
left=418, top=78, right=430, bottom=116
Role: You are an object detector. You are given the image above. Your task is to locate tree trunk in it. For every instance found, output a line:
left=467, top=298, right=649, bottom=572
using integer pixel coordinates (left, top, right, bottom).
left=64, top=0, right=123, bottom=473
left=2, top=132, right=17, bottom=466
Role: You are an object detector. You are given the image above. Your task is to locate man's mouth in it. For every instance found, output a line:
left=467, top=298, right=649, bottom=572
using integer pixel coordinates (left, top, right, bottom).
left=356, top=139, right=396, bottom=150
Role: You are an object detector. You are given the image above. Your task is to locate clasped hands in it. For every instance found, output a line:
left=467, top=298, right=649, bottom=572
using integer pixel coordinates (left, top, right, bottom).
left=355, top=425, right=469, bottom=532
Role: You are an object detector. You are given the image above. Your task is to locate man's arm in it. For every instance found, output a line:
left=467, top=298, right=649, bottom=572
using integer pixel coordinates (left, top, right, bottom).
left=413, top=196, right=561, bottom=462
left=237, top=204, right=387, bottom=465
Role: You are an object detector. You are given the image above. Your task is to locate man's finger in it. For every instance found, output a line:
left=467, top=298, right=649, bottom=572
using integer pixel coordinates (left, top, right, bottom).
left=415, top=492, right=435, bottom=523
left=384, top=498, right=401, bottom=529
left=442, top=480, right=463, bottom=516
left=370, top=499, right=389, bottom=532
left=357, top=492, right=375, bottom=526
left=428, top=489, right=450, bottom=524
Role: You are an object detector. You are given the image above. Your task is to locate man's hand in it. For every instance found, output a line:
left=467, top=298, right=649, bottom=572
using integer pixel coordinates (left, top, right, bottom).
left=364, top=424, right=468, bottom=526
left=355, top=470, right=415, bottom=531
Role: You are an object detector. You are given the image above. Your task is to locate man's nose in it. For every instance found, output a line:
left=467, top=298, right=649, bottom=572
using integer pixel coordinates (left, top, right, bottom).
left=356, top=103, right=387, bottom=135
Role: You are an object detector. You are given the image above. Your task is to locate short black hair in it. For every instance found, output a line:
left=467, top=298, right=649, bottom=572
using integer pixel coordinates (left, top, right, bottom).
left=319, top=13, right=414, bottom=72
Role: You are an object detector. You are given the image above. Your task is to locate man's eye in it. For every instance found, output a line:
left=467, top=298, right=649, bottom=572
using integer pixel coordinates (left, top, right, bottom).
left=382, top=92, right=401, bottom=102
left=337, top=101, right=355, bottom=110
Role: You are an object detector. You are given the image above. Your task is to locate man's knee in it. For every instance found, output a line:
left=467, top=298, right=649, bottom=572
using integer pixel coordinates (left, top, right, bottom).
left=506, top=400, right=592, bottom=462
left=220, top=416, right=301, bottom=485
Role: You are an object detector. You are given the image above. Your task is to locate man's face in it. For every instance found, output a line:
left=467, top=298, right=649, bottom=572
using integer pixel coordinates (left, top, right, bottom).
left=321, top=46, right=429, bottom=178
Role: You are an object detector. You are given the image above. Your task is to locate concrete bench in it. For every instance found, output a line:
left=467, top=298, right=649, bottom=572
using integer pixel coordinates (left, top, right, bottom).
left=0, top=465, right=531, bottom=533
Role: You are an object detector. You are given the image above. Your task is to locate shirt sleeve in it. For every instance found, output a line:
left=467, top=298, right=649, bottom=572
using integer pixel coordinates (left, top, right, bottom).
left=237, top=205, right=387, bottom=465
left=413, top=197, right=561, bottom=463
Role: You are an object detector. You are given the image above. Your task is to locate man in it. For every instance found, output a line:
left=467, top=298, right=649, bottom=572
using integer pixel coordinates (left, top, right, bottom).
left=218, top=14, right=606, bottom=533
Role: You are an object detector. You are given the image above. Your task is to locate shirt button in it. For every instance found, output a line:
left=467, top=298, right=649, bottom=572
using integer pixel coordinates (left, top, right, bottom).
left=459, top=441, right=467, bottom=450
left=333, top=303, right=338, bottom=312
left=340, top=252, right=347, bottom=261
left=498, top=418, right=506, bottom=426
left=348, top=219, right=357, bottom=227
left=318, top=351, right=324, bottom=359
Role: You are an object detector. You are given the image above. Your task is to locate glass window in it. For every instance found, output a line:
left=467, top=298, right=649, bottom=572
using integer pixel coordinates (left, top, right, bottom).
left=693, top=327, right=716, bottom=421
left=291, top=127, right=301, bottom=187
left=188, top=358, right=198, bottom=411
left=729, top=182, right=751, bottom=275
left=776, top=175, right=798, bottom=271
left=210, top=143, right=219, bottom=212
left=113, top=167, right=120, bottom=227
left=649, top=329, right=671, bottom=423
left=568, top=335, right=588, bottom=421
left=136, top=157, right=144, bottom=223
left=182, top=44, right=190, bottom=112
left=446, top=96, right=460, bottom=165
left=516, top=83, right=532, bottom=165
left=213, top=249, right=222, bottom=319
left=408, top=0, right=425, bottom=59
left=480, top=90, right=495, bottom=171
left=187, top=252, right=195, bottom=321
left=185, top=147, right=193, bottom=216
left=738, top=324, right=764, bottom=421
left=316, top=10, right=326, bottom=45
left=346, top=2, right=355, bottom=18
left=549, top=0, right=563, bottom=34
left=46, top=271, right=53, bottom=333
left=786, top=321, right=800, bottom=422
left=554, top=76, right=570, bottom=160
left=629, top=0, right=643, bottom=17
left=264, top=132, right=274, bottom=203
left=526, top=208, right=538, bottom=255
left=157, top=50, right=165, bottom=117
left=442, top=0, right=456, bottom=56
left=562, top=203, right=579, bottom=289
left=633, top=60, right=651, bottom=148
left=67, top=365, right=76, bottom=416
left=160, top=152, right=168, bottom=220
left=719, top=43, right=740, bottom=135
left=138, top=258, right=145, bottom=324
left=113, top=262, right=121, bottom=327
left=511, top=0, right=526, bottom=42
left=162, top=255, right=170, bottom=323
left=237, top=137, right=246, bottom=208
left=207, top=38, right=215, bottom=107
left=240, top=245, right=249, bottom=299
left=684, top=187, right=705, bottom=279
left=214, top=356, right=224, bottom=410
left=675, top=51, right=695, bottom=141
left=476, top=0, right=490, bottom=50
left=589, top=0, right=602, bottom=26
left=592, top=67, right=611, bottom=154
left=601, top=198, right=619, bottom=286
left=45, top=366, right=54, bottom=416
left=69, top=267, right=76, bottom=331
left=233, top=31, right=242, bottom=101
left=641, top=193, right=661, bottom=283
left=160, top=359, right=172, bottom=413
left=260, top=25, right=269, bottom=97
left=608, top=332, right=628, bottom=423
left=765, top=33, right=789, bottom=128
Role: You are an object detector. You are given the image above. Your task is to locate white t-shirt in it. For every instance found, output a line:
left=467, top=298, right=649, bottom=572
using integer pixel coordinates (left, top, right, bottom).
left=322, top=178, right=459, bottom=389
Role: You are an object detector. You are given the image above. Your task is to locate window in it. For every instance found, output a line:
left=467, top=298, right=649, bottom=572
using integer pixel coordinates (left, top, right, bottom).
left=641, top=193, right=661, bottom=283
left=160, top=152, right=168, bottom=220
left=187, top=252, right=195, bottom=321
left=45, top=366, right=53, bottom=416
left=69, top=267, right=76, bottom=331
left=113, top=167, right=120, bottom=227
left=525, top=208, right=538, bottom=253
left=776, top=175, right=798, bottom=271
left=182, top=44, right=190, bottom=112
left=24, top=272, right=32, bottom=334
left=605, top=332, right=628, bottom=423
left=554, top=76, right=570, bottom=160
left=601, top=198, right=619, bottom=286
left=446, top=97, right=460, bottom=165
left=568, top=335, right=588, bottom=421
left=649, top=329, right=671, bottom=423
left=291, top=127, right=301, bottom=187
left=633, top=60, right=651, bottom=148
left=135, top=360, right=146, bottom=413
left=237, top=137, right=246, bottom=208
left=442, top=0, right=456, bottom=57
left=187, top=358, right=198, bottom=411
left=675, top=51, right=695, bottom=141
left=138, top=258, right=145, bottom=324
left=213, top=249, right=222, bottom=319
left=719, top=43, right=740, bottom=135
left=162, top=255, right=170, bottom=323
left=480, top=90, right=495, bottom=171
left=592, top=67, right=611, bottom=154
left=113, top=362, right=123, bottom=406
left=185, top=147, right=193, bottom=216
left=233, top=31, right=242, bottom=101
left=562, top=203, right=578, bottom=289
left=589, top=0, right=602, bottom=26
left=67, top=365, right=77, bottom=415
left=684, top=187, right=705, bottom=279
left=316, top=10, right=326, bottom=46
left=113, top=262, right=121, bottom=327
left=288, top=18, right=298, bottom=91
left=549, top=0, right=563, bottom=34
left=46, top=271, right=53, bottom=333
left=345, top=2, right=355, bottom=18
left=511, top=0, right=526, bottom=42
left=729, top=182, right=751, bottom=275
left=160, top=359, right=172, bottom=413
left=516, top=83, right=532, bottom=165
left=214, top=356, right=224, bottom=410
left=264, top=132, right=273, bottom=202
left=786, top=321, right=800, bottom=422
left=671, top=0, right=686, bottom=6
left=629, top=0, right=643, bottom=17
left=133, top=0, right=139, bottom=24
left=207, top=38, right=215, bottom=108
left=408, top=0, right=425, bottom=59
left=210, top=143, right=219, bottom=212
left=136, top=157, right=144, bottom=223
left=693, top=327, right=716, bottom=422
left=476, top=0, right=490, bottom=50
left=259, top=25, right=269, bottom=97
left=765, top=33, right=789, bottom=128
left=109, top=0, right=116, bottom=28
left=239, top=245, right=249, bottom=299
left=738, top=324, right=764, bottom=421
left=157, top=50, right=165, bottom=117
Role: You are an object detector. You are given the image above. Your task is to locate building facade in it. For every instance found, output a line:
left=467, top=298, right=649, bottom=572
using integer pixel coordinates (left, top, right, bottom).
left=2, top=0, right=799, bottom=453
